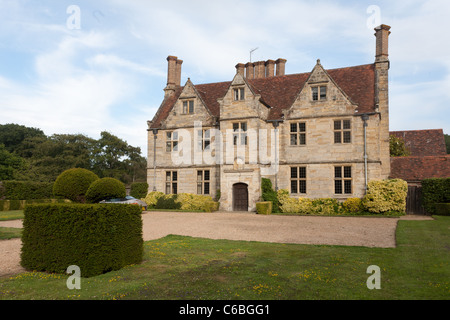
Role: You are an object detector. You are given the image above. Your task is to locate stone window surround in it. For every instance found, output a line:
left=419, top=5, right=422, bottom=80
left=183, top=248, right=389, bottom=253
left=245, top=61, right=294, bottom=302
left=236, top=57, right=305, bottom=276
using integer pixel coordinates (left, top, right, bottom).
left=334, top=119, right=352, bottom=144
left=290, top=166, right=307, bottom=195
left=182, top=99, right=194, bottom=114
left=334, top=165, right=352, bottom=195
left=197, top=170, right=211, bottom=195
left=165, top=170, right=178, bottom=194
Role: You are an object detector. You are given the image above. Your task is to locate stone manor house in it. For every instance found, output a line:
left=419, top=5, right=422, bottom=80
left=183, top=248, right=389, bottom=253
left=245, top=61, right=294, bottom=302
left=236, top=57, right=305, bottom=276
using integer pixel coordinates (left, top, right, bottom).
left=147, top=25, right=392, bottom=212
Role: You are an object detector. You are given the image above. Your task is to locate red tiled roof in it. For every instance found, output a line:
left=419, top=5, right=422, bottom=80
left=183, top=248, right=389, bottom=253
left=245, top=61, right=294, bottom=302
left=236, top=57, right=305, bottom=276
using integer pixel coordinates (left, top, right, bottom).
left=390, top=155, right=450, bottom=182
left=149, top=63, right=376, bottom=128
left=390, top=129, right=447, bottom=156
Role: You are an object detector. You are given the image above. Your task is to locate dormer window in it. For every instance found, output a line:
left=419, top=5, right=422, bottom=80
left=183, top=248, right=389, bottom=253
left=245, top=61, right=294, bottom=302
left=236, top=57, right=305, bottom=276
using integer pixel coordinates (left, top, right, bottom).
left=312, top=86, right=327, bottom=101
left=182, top=100, right=194, bottom=114
left=233, top=88, right=245, bottom=101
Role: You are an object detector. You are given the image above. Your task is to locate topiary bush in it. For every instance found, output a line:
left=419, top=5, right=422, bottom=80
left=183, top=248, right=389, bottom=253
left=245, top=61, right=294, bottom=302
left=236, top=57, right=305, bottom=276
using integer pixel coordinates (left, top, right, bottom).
left=256, top=201, right=272, bottom=215
left=21, top=203, right=143, bottom=278
left=85, top=177, right=126, bottom=203
left=53, top=168, right=99, bottom=203
left=130, top=182, right=149, bottom=199
left=362, top=179, right=408, bottom=214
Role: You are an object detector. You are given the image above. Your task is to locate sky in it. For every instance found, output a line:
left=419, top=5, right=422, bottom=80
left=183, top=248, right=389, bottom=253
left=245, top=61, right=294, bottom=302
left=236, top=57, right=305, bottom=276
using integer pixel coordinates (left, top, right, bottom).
left=0, top=0, right=449, bottom=156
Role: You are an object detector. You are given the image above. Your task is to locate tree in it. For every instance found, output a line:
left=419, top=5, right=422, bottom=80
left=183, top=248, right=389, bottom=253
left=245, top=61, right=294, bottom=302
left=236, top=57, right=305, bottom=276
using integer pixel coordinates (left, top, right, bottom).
left=0, top=124, right=45, bottom=153
left=0, top=144, right=24, bottom=180
left=390, top=135, right=410, bottom=157
left=445, top=134, right=450, bottom=154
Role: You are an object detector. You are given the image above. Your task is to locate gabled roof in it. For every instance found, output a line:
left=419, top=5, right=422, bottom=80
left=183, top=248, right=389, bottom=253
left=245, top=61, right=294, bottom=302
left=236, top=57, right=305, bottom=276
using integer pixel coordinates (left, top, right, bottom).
left=390, top=155, right=450, bottom=182
left=390, top=129, right=447, bottom=156
left=149, top=63, right=376, bottom=129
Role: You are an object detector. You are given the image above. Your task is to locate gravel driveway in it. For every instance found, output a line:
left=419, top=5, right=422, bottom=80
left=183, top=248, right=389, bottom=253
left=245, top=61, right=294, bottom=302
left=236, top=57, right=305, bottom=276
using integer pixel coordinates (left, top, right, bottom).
left=0, top=212, right=432, bottom=277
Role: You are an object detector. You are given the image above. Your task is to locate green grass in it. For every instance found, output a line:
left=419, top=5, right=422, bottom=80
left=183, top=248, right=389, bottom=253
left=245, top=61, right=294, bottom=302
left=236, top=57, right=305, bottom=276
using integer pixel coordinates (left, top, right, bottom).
left=0, top=216, right=449, bottom=300
left=0, top=210, right=24, bottom=221
left=0, top=227, right=22, bottom=240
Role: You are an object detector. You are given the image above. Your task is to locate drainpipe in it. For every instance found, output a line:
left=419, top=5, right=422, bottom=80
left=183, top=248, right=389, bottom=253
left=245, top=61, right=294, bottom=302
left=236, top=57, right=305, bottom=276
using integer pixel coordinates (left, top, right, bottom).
left=268, top=120, right=282, bottom=191
left=361, top=114, right=369, bottom=193
left=152, top=128, right=159, bottom=191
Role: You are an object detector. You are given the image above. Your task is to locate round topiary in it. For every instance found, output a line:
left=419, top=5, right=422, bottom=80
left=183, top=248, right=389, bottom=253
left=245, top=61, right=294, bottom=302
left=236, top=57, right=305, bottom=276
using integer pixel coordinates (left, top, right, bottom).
left=85, top=177, right=126, bottom=203
left=53, top=168, right=99, bottom=203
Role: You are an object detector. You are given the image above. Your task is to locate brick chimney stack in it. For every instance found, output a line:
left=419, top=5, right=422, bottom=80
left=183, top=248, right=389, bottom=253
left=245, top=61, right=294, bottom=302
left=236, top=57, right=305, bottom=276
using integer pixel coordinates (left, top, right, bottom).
left=245, top=62, right=255, bottom=79
left=265, top=60, right=275, bottom=77
left=235, top=63, right=245, bottom=77
left=275, top=58, right=287, bottom=76
left=165, top=55, right=182, bottom=97
left=375, top=24, right=391, bottom=63
left=254, top=61, right=266, bottom=79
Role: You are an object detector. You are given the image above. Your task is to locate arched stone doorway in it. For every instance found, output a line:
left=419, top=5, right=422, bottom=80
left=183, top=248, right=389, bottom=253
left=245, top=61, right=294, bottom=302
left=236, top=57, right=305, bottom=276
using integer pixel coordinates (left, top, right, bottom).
left=233, top=183, right=248, bottom=211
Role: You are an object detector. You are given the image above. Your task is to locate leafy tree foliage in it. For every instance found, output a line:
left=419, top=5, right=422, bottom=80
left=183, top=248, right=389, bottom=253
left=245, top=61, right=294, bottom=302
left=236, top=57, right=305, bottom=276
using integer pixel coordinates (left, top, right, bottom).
left=389, top=135, right=410, bottom=157
left=0, top=124, right=147, bottom=184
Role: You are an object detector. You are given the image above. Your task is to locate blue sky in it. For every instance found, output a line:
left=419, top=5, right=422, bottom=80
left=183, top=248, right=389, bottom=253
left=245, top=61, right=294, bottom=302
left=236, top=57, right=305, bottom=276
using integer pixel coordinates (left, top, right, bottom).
left=0, top=0, right=449, bottom=156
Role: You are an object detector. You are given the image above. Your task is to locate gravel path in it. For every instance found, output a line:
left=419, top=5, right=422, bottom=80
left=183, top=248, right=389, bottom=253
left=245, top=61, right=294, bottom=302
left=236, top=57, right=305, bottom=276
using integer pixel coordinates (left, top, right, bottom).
left=0, top=212, right=433, bottom=277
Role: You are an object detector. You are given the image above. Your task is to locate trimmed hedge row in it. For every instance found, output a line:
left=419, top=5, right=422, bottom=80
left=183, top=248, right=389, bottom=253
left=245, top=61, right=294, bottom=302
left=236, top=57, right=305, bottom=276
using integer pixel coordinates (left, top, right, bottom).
left=422, top=178, right=450, bottom=214
left=0, top=181, right=54, bottom=200
left=21, top=203, right=143, bottom=278
left=0, top=199, right=70, bottom=211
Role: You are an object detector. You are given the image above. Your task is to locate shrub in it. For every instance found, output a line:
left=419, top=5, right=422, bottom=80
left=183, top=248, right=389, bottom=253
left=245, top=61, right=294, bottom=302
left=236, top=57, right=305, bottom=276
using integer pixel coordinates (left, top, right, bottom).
left=342, top=198, right=363, bottom=214
left=435, top=203, right=450, bottom=216
left=0, top=181, right=54, bottom=200
left=0, top=199, right=70, bottom=211
left=261, top=178, right=280, bottom=213
left=311, top=198, right=342, bottom=215
left=176, top=193, right=218, bottom=212
left=21, top=203, right=143, bottom=278
left=130, top=182, right=149, bottom=199
left=155, top=194, right=181, bottom=210
left=143, top=191, right=218, bottom=212
left=362, top=179, right=408, bottom=214
left=143, top=191, right=165, bottom=208
left=53, top=168, right=99, bottom=203
left=85, top=177, right=126, bottom=203
left=256, top=201, right=272, bottom=215
left=422, top=178, right=450, bottom=214
left=277, top=189, right=312, bottom=214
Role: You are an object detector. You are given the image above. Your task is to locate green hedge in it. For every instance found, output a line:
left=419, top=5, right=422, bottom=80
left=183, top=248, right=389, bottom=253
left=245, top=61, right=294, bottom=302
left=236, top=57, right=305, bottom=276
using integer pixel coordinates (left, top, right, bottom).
left=256, top=202, right=272, bottom=215
left=261, top=178, right=280, bottom=213
left=130, top=182, right=149, bottom=199
left=435, top=203, right=450, bottom=216
left=85, top=177, right=126, bottom=203
left=0, top=199, right=70, bottom=211
left=422, top=178, right=450, bottom=214
left=0, top=181, right=54, bottom=200
left=21, top=203, right=143, bottom=278
left=52, top=168, right=99, bottom=203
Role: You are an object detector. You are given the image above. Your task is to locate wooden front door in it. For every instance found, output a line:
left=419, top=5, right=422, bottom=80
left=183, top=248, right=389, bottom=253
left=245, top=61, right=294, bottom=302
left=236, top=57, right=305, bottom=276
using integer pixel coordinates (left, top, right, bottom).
left=233, top=183, right=248, bottom=211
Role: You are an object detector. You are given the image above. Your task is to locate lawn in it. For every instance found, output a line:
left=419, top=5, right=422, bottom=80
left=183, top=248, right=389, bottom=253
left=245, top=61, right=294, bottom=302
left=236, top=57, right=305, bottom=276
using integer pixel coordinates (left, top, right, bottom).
left=0, top=215, right=448, bottom=300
